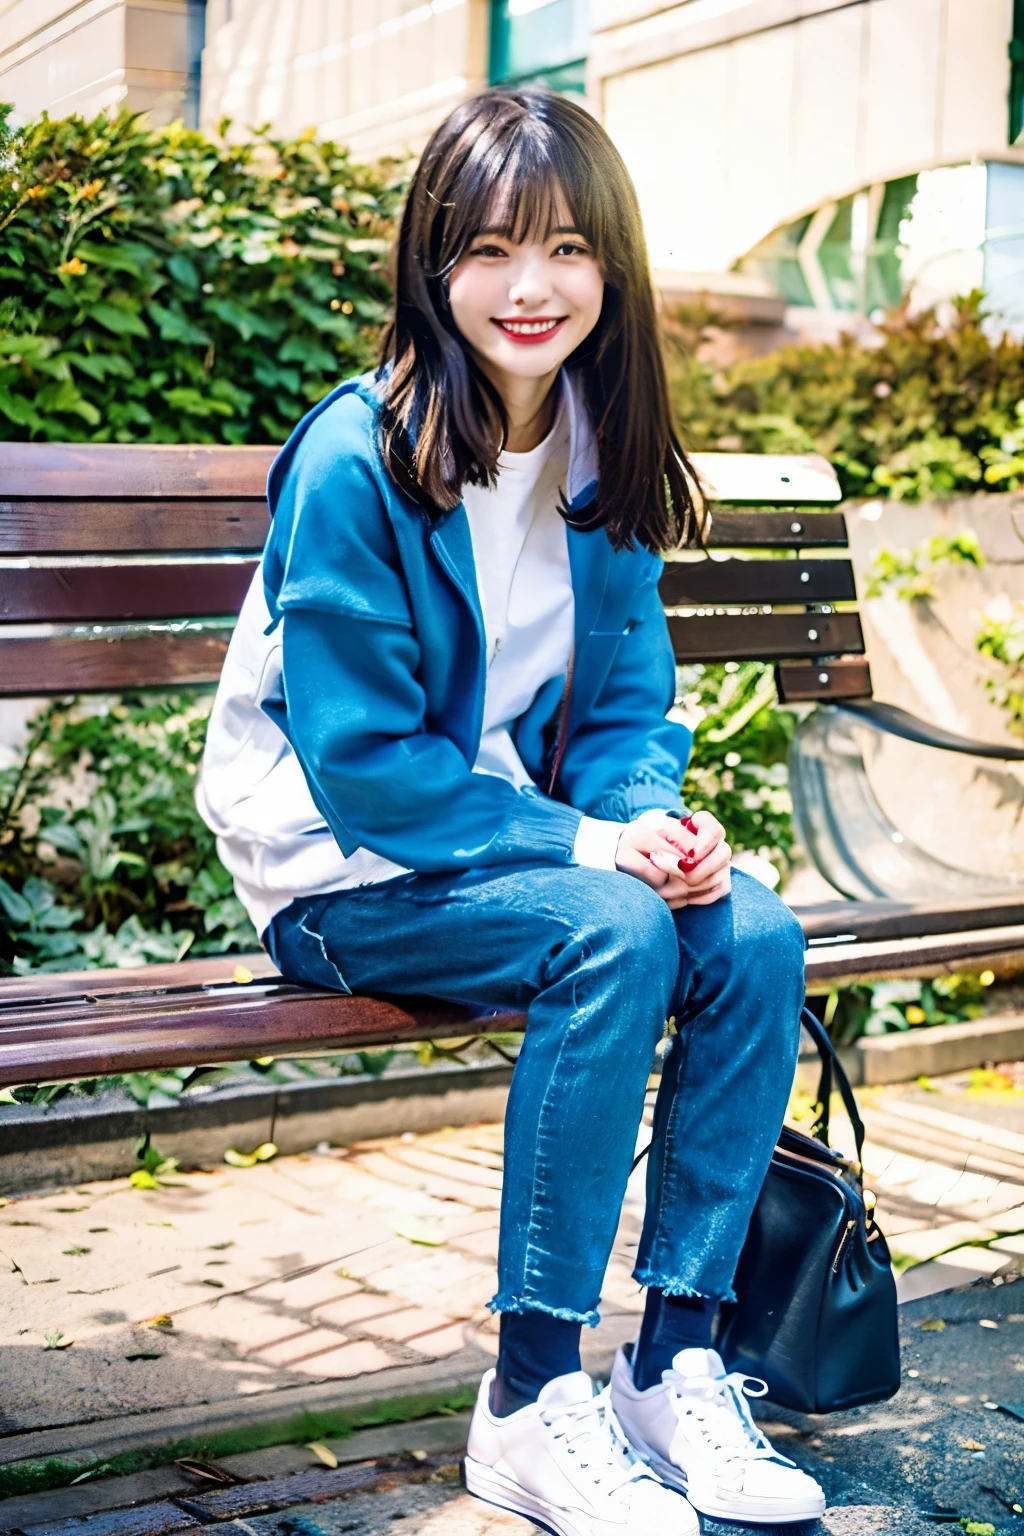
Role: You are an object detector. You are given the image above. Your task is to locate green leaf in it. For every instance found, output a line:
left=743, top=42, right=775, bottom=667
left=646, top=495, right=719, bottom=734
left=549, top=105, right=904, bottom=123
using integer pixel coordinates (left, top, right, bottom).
left=0, top=387, right=39, bottom=426
left=206, top=296, right=283, bottom=342
left=90, top=301, right=150, bottom=338
left=147, top=301, right=211, bottom=346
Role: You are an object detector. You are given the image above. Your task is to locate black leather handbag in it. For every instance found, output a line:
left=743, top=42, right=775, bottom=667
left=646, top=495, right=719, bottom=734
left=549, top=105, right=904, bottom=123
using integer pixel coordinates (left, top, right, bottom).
left=716, top=1009, right=901, bottom=1414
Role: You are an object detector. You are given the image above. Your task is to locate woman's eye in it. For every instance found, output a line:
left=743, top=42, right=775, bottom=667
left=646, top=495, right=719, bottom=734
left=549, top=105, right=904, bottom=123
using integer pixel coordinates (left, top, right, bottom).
left=470, top=243, right=507, bottom=258
left=553, top=241, right=590, bottom=258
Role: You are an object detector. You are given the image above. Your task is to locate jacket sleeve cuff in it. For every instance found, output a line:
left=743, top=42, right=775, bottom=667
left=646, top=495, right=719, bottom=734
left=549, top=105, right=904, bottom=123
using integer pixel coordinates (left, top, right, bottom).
left=573, top=815, right=625, bottom=871
left=590, top=782, right=690, bottom=823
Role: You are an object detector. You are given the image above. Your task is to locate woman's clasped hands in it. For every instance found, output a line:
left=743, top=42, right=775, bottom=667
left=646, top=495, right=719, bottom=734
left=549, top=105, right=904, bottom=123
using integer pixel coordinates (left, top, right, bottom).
left=614, top=811, right=731, bottom=908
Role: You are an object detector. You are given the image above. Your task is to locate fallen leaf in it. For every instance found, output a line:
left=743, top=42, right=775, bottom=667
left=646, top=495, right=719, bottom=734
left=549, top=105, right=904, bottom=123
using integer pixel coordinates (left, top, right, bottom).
left=70, top=1464, right=112, bottom=1485
left=174, top=1459, right=234, bottom=1484
left=394, top=1217, right=447, bottom=1247
left=253, top=1056, right=274, bottom=1066
left=962, top=1524, right=996, bottom=1536
left=0, top=1196, right=9, bottom=1206
left=130, top=1170, right=160, bottom=1190
left=146, top=1221, right=175, bottom=1228
left=306, top=1442, right=338, bottom=1468
left=62, top=1246, right=90, bottom=1257
left=979, top=1319, right=999, bottom=1329
left=53, top=1205, right=87, bottom=1213
left=208, top=1241, right=234, bottom=1251
left=224, top=1142, right=277, bottom=1167
left=920, top=1318, right=946, bottom=1331
left=43, top=1330, right=73, bottom=1350
left=962, top=1439, right=987, bottom=1450
left=145, top=1315, right=174, bottom=1330
left=233, top=964, right=254, bottom=984
left=202, top=1278, right=225, bottom=1288
left=124, top=1350, right=164, bottom=1361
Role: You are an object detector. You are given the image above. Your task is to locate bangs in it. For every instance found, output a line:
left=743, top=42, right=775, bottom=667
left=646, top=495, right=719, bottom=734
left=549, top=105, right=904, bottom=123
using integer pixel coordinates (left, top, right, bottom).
left=429, top=116, right=592, bottom=275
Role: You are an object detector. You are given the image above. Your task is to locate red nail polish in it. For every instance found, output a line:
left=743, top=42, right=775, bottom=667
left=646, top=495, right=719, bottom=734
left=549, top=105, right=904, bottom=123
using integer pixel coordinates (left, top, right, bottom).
left=682, top=855, right=696, bottom=869
left=683, top=817, right=698, bottom=835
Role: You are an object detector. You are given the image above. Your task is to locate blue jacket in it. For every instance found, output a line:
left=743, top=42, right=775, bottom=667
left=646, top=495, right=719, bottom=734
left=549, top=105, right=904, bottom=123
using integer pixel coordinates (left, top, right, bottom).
left=203, top=371, right=692, bottom=894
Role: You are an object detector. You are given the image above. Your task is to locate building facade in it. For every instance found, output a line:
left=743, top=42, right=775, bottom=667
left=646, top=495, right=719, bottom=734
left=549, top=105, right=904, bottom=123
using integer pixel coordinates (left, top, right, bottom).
left=0, top=0, right=206, bottom=126
left=591, top=0, right=1024, bottom=326
left=2, top=0, right=1021, bottom=325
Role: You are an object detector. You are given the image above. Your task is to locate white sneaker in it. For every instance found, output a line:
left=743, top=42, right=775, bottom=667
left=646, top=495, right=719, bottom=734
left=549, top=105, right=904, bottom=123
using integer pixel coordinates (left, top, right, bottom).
left=611, top=1345, right=826, bottom=1525
left=464, top=1366, right=700, bottom=1536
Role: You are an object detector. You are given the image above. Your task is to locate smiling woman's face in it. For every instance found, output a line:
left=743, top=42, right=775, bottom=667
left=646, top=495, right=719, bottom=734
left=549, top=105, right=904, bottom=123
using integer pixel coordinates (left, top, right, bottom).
left=447, top=203, right=605, bottom=398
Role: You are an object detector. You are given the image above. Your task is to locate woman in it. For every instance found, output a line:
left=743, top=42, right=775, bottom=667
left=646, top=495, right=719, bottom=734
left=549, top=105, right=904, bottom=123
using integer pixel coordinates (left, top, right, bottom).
left=198, top=87, right=824, bottom=1535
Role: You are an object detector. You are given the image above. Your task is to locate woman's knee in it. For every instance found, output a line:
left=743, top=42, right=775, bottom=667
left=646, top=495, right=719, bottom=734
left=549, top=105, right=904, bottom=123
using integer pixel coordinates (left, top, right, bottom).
left=548, top=868, right=679, bottom=1007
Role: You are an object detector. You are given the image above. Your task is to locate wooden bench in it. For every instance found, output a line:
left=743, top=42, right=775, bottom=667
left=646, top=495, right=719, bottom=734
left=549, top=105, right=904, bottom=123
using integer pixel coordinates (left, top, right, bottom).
left=3, top=440, right=1024, bottom=1090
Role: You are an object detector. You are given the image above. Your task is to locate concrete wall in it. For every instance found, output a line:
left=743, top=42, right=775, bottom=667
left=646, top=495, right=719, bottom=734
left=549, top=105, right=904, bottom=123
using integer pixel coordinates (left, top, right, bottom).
left=199, top=0, right=491, bottom=161
left=0, top=0, right=205, bottom=126
left=591, top=0, right=1023, bottom=275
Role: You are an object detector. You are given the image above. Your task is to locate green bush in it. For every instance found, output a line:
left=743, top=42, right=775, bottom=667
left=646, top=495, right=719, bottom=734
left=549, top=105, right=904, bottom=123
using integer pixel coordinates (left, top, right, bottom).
left=664, top=295, right=1024, bottom=502
left=681, top=662, right=796, bottom=878
left=0, top=692, right=252, bottom=973
left=0, top=105, right=400, bottom=443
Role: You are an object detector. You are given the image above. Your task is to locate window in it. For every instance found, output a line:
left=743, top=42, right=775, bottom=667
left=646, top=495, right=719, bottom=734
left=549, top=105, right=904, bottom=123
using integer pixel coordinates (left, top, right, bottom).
left=489, top=0, right=588, bottom=92
left=1011, top=0, right=1024, bottom=146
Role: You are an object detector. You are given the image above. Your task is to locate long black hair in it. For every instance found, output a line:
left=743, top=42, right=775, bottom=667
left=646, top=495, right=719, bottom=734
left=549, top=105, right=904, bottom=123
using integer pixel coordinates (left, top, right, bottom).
left=377, top=87, right=703, bottom=553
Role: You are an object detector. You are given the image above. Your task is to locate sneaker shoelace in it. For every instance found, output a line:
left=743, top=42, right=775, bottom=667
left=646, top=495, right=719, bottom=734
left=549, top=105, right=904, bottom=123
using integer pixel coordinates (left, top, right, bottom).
left=541, top=1386, right=653, bottom=1497
left=665, top=1368, right=795, bottom=1471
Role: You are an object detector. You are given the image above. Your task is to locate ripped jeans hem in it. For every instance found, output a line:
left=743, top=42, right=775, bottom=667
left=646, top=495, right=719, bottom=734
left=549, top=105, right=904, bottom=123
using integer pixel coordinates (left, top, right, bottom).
left=632, top=1270, right=737, bottom=1306
left=488, top=1292, right=601, bottom=1328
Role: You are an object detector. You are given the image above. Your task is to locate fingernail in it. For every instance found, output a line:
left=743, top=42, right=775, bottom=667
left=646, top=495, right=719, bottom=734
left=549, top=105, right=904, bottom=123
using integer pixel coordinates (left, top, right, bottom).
left=681, top=856, right=696, bottom=869
left=683, top=817, right=698, bottom=834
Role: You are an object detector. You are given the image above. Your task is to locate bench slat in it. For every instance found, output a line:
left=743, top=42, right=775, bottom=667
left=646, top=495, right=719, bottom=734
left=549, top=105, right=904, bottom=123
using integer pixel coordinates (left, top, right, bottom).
left=1, top=632, right=230, bottom=693
left=690, top=451, right=840, bottom=505
left=0, top=986, right=526, bottom=1087
left=0, top=499, right=269, bottom=554
left=705, top=511, right=848, bottom=548
left=660, top=557, right=856, bottom=607
left=776, top=659, right=872, bottom=701
left=0, top=443, right=276, bottom=498
left=670, top=611, right=863, bottom=663
left=0, top=562, right=258, bottom=623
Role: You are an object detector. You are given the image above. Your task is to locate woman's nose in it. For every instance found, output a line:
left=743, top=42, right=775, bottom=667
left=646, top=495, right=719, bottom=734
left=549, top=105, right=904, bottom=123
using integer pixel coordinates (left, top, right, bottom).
left=508, top=251, right=553, bottom=309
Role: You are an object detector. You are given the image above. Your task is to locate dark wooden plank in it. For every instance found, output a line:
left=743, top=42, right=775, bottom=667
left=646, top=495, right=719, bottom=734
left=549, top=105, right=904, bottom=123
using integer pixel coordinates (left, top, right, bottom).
left=21, top=1502, right=199, bottom=1536
left=0, top=562, right=257, bottom=622
left=804, top=924, right=1024, bottom=987
left=187, top=1463, right=393, bottom=1518
left=0, top=499, right=269, bottom=553
left=776, top=658, right=872, bottom=702
left=0, top=983, right=525, bottom=1087
left=795, top=896, right=1024, bottom=946
left=705, top=511, right=848, bottom=548
left=1, top=633, right=231, bottom=693
left=0, top=952, right=277, bottom=1005
left=669, top=611, right=863, bottom=663
left=659, top=557, right=856, bottom=607
left=0, top=442, right=277, bottom=498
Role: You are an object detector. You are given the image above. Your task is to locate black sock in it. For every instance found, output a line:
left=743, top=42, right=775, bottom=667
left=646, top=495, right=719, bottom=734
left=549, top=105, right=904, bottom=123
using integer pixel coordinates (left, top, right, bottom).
left=491, top=1311, right=583, bottom=1418
left=632, top=1288, right=718, bottom=1391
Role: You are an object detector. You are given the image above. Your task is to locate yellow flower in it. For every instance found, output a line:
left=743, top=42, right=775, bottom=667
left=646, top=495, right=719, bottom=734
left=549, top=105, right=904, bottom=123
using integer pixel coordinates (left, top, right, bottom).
left=980, top=969, right=995, bottom=986
left=341, top=299, right=353, bottom=315
left=57, top=256, right=87, bottom=276
left=79, top=179, right=104, bottom=199
left=905, top=1005, right=927, bottom=1025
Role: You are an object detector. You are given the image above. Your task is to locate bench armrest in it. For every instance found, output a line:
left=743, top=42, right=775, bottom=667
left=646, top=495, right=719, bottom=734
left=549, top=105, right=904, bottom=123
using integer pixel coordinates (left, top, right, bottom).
left=838, top=700, right=1024, bottom=762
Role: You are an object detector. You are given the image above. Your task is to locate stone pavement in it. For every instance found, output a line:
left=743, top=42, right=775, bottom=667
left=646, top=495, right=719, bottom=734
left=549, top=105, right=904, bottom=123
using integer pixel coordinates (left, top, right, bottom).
left=4, top=1071, right=1024, bottom=1531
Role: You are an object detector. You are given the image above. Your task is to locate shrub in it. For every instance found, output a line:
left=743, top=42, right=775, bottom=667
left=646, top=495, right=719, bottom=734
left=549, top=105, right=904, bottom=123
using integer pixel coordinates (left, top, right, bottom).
left=0, top=692, right=253, bottom=973
left=0, top=105, right=401, bottom=443
left=664, top=295, right=1024, bottom=502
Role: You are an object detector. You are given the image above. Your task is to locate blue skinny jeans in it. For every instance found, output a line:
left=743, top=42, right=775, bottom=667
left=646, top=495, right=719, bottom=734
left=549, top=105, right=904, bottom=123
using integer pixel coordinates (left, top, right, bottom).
left=265, top=865, right=805, bottom=1325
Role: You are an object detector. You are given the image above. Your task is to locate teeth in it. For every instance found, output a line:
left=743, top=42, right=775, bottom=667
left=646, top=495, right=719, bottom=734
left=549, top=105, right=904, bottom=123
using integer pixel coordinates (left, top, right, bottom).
left=501, top=319, right=560, bottom=335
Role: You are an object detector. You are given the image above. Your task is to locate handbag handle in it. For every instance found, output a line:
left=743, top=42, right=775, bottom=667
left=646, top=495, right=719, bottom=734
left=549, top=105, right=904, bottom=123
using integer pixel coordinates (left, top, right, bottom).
left=800, top=1007, right=865, bottom=1171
